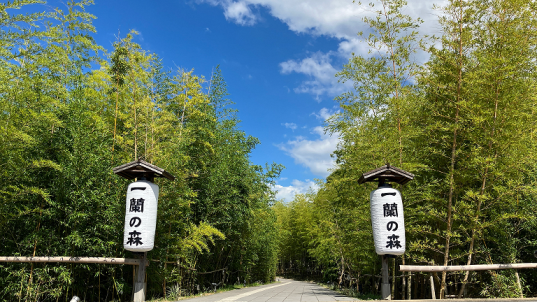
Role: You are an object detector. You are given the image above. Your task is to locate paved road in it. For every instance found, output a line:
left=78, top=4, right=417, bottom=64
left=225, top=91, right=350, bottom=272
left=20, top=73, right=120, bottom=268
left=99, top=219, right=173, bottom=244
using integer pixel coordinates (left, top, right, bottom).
left=179, top=278, right=358, bottom=302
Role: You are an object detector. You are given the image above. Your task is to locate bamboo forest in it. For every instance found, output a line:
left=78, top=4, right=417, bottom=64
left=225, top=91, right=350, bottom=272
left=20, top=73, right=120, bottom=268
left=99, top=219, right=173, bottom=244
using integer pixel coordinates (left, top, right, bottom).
left=2, top=0, right=537, bottom=301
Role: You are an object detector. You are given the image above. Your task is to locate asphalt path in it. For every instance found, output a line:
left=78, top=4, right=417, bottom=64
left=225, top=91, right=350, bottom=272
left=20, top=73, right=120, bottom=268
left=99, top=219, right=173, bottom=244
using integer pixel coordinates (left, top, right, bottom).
left=178, top=278, right=358, bottom=302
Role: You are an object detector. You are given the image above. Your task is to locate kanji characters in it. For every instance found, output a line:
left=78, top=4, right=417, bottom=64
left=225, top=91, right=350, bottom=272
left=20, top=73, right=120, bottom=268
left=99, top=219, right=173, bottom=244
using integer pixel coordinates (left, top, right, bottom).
left=383, top=203, right=398, bottom=217
left=126, top=230, right=143, bottom=246
left=381, top=192, right=396, bottom=197
left=129, top=198, right=144, bottom=213
left=386, top=234, right=402, bottom=249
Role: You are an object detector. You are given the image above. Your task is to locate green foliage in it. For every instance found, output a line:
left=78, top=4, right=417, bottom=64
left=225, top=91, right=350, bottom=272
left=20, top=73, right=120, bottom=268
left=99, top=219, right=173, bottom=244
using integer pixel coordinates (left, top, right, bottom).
left=0, top=1, right=281, bottom=301
left=275, top=0, right=537, bottom=299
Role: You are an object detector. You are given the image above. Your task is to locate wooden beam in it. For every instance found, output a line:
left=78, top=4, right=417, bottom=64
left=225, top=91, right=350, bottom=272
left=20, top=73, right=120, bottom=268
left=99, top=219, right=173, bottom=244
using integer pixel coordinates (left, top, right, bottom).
left=0, top=256, right=142, bottom=266
left=400, top=263, right=537, bottom=272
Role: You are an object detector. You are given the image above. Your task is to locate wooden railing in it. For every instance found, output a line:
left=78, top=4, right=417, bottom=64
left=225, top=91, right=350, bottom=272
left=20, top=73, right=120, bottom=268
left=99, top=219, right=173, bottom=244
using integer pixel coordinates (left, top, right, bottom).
left=0, top=256, right=144, bottom=265
left=400, top=263, right=537, bottom=272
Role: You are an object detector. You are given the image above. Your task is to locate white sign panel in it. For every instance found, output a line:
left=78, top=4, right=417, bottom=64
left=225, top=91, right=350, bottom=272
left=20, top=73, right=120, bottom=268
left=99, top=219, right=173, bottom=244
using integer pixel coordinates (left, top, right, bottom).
left=370, top=185, right=405, bottom=255
left=123, top=180, right=159, bottom=252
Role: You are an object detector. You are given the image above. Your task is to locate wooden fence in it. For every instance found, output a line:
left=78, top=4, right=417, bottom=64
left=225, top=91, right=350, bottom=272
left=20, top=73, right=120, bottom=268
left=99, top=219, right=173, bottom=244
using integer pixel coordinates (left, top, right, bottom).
left=0, top=256, right=143, bottom=265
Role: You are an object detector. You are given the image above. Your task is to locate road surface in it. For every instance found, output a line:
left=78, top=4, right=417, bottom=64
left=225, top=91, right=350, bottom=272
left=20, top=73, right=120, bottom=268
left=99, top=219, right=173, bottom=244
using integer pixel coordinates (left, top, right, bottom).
left=179, top=278, right=358, bottom=302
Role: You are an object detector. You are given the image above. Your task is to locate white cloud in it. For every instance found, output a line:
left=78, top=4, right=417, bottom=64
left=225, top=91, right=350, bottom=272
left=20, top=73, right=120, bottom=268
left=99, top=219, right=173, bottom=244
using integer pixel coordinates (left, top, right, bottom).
left=277, top=109, right=340, bottom=177
left=280, top=52, right=352, bottom=101
left=273, top=179, right=319, bottom=202
left=337, top=37, right=370, bottom=58
left=312, top=107, right=338, bottom=121
left=198, top=0, right=365, bottom=36
left=282, top=122, right=297, bottom=130
left=199, top=0, right=444, bottom=38
left=278, top=133, right=338, bottom=177
left=198, top=0, right=447, bottom=99
left=274, top=109, right=339, bottom=203
left=224, top=1, right=257, bottom=25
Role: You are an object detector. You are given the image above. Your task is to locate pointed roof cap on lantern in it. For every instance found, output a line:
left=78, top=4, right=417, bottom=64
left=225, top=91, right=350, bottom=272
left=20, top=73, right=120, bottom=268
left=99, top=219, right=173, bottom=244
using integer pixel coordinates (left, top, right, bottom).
left=113, top=159, right=175, bottom=181
left=358, top=164, right=414, bottom=185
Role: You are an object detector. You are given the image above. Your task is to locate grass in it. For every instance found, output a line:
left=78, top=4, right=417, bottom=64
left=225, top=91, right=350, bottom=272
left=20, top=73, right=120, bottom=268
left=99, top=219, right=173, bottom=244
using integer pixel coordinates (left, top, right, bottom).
left=147, top=280, right=275, bottom=302
left=321, top=283, right=381, bottom=300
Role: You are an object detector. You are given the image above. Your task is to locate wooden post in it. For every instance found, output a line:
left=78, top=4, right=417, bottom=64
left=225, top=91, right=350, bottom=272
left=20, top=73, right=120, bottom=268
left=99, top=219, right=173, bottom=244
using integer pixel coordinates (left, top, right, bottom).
left=133, top=252, right=147, bottom=302
left=391, top=258, right=395, bottom=298
left=515, top=269, right=523, bottom=298
left=429, top=274, right=436, bottom=300
left=381, top=255, right=391, bottom=300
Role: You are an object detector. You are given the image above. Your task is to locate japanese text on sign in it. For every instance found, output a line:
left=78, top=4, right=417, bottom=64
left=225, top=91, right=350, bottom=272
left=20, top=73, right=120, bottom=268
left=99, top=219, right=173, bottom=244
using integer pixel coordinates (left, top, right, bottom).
left=123, top=180, right=159, bottom=252
left=370, top=187, right=405, bottom=255
left=130, top=198, right=145, bottom=213
left=127, top=198, right=145, bottom=246
left=383, top=202, right=401, bottom=249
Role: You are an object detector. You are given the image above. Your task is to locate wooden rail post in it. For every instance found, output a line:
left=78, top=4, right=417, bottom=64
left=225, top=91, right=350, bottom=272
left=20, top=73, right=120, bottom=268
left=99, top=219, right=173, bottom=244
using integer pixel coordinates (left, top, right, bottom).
left=133, top=252, right=147, bottom=302
left=429, top=274, right=436, bottom=299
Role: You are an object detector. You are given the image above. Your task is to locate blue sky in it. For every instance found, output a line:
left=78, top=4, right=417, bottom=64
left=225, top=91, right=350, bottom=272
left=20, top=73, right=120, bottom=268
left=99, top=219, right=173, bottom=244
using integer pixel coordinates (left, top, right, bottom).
left=38, top=0, right=442, bottom=201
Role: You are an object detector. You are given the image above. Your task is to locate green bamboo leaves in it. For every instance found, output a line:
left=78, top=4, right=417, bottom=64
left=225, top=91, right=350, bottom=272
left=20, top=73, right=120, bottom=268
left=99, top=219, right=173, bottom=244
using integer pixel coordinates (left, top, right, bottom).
left=0, top=2, right=281, bottom=301
left=276, top=0, right=537, bottom=298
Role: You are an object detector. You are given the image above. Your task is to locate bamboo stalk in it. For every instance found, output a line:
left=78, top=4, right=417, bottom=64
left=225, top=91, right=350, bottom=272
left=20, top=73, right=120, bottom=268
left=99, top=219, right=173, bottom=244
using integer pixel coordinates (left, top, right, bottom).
left=401, top=263, right=537, bottom=272
left=112, top=30, right=122, bottom=157
left=27, top=202, right=44, bottom=297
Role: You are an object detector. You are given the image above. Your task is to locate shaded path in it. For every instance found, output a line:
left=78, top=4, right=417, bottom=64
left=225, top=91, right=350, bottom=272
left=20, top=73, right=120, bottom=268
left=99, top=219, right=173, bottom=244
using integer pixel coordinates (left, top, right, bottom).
left=178, top=278, right=358, bottom=302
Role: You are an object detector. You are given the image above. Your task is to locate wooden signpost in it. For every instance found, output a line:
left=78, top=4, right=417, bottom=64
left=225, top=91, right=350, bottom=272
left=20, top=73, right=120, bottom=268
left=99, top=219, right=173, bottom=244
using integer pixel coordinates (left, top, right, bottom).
left=358, top=164, right=413, bottom=300
left=113, top=159, right=175, bottom=302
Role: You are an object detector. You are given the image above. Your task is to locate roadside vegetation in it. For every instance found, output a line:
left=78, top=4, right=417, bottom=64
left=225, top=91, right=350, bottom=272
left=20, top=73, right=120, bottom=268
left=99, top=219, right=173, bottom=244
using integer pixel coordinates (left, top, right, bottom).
left=148, top=280, right=274, bottom=302
left=275, top=0, right=537, bottom=299
left=2, top=0, right=537, bottom=301
left=0, top=1, right=281, bottom=301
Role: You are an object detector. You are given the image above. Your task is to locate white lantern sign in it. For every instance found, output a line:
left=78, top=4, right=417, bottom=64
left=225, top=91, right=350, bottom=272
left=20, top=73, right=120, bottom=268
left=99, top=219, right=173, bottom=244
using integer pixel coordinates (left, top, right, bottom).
left=113, top=159, right=175, bottom=302
left=123, top=180, right=159, bottom=252
left=359, top=165, right=413, bottom=300
left=370, top=185, right=405, bottom=255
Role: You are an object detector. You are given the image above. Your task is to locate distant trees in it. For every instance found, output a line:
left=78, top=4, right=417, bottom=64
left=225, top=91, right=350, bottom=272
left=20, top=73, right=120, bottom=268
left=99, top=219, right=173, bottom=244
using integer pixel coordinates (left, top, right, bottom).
left=276, top=0, right=537, bottom=299
left=0, top=1, right=281, bottom=301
